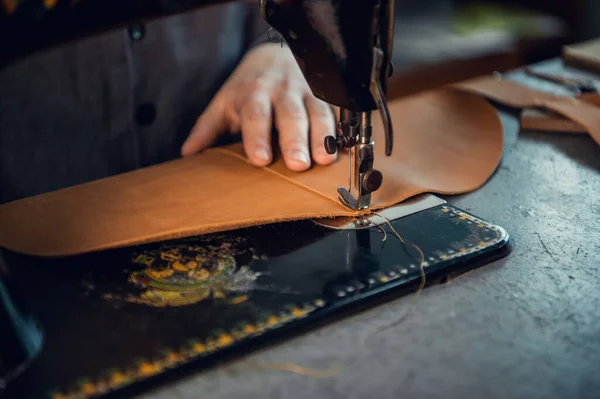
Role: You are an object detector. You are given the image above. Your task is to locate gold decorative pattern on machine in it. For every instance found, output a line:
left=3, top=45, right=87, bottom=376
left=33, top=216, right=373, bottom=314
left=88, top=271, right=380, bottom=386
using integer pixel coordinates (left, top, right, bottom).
left=437, top=206, right=504, bottom=259
left=104, top=242, right=259, bottom=307
left=49, top=299, right=327, bottom=399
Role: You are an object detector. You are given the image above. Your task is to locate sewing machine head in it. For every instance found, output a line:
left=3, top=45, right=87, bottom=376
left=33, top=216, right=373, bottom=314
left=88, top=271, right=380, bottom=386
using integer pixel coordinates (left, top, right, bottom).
left=259, top=0, right=396, bottom=211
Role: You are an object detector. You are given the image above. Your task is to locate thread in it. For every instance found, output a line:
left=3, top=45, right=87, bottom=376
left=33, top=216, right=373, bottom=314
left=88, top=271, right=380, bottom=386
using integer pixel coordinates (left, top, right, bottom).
left=245, top=211, right=427, bottom=378
left=367, top=211, right=426, bottom=335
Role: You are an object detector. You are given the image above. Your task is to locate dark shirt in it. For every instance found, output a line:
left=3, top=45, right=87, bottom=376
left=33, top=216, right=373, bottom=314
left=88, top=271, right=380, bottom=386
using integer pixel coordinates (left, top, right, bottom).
left=0, top=2, right=270, bottom=204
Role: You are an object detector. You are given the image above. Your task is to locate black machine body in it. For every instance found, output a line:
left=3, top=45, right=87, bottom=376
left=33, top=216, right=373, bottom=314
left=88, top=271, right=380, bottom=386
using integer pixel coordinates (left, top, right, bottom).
left=260, top=0, right=395, bottom=112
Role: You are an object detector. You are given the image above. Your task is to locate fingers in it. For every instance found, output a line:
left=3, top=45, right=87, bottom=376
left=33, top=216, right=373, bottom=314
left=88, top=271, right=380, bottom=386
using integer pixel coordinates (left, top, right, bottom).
left=181, top=99, right=229, bottom=157
left=182, top=87, right=337, bottom=174
left=274, top=90, right=311, bottom=172
left=304, top=96, right=337, bottom=166
left=239, top=90, right=274, bottom=167
left=182, top=43, right=338, bottom=173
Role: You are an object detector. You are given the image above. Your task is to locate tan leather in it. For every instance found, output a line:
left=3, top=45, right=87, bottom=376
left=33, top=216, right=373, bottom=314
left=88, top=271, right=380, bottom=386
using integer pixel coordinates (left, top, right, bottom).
left=520, top=109, right=587, bottom=134
left=563, top=39, right=600, bottom=73
left=520, top=94, right=600, bottom=134
left=0, top=88, right=503, bottom=257
left=452, top=76, right=600, bottom=146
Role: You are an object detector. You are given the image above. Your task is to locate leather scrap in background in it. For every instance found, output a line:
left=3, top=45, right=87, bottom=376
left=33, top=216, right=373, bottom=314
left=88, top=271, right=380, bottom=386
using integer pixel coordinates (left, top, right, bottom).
left=0, top=88, right=503, bottom=258
left=516, top=38, right=600, bottom=135
left=563, top=38, right=600, bottom=74
left=451, top=76, right=600, bottom=146
left=519, top=108, right=587, bottom=134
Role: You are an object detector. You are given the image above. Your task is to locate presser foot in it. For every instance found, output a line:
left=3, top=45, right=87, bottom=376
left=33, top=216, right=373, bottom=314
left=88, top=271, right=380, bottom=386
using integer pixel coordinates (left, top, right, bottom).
left=337, top=187, right=372, bottom=211
left=336, top=138, right=383, bottom=211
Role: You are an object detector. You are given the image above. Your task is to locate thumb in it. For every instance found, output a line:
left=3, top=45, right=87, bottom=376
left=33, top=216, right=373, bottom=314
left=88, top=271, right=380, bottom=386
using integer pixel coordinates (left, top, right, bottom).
left=181, top=99, right=230, bottom=157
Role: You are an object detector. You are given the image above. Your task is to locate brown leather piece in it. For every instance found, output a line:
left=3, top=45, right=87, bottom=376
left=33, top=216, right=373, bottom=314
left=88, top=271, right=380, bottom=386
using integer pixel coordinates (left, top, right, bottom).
left=226, top=89, right=503, bottom=209
left=520, top=109, right=587, bottom=134
left=452, top=76, right=600, bottom=146
left=0, top=151, right=352, bottom=257
left=0, top=88, right=503, bottom=257
left=563, top=39, right=600, bottom=73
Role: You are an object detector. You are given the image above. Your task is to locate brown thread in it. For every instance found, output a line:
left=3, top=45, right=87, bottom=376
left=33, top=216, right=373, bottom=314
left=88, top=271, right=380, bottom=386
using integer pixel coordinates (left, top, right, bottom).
left=367, top=211, right=426, bottom=335
left=244, top=211, right=427, bottom=378
left=372, top=210, right=427, bottom=299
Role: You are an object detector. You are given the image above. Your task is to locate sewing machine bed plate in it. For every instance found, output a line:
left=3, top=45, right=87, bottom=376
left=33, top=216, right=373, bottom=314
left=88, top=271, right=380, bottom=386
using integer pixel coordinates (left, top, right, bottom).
left=1, top=204, right=509, bottom=399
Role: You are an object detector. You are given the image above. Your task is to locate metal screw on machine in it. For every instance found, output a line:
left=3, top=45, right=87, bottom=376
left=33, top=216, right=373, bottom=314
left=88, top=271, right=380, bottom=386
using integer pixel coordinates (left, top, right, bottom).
left=363, top=169, right=383, bottom=192
left=324, top=135, right=342, bottom=155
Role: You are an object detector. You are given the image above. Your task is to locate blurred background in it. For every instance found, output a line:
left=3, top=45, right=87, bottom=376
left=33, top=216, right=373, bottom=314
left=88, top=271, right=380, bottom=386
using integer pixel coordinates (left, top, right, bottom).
left=388, top=0, right=596, bottom=97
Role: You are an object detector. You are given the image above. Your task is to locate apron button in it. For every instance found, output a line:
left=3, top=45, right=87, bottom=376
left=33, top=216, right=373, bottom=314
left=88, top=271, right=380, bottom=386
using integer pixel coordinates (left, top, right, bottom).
left=135, top=103, right=156, bottom=126
left=128, top=24, right=146, bottom=41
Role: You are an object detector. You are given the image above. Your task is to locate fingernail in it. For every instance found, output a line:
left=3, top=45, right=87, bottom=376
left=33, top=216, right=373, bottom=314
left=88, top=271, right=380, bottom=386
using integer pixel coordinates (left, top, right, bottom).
left=290, top=150, right=309, bottom=165
left=255, top=148, right=270, bottom=162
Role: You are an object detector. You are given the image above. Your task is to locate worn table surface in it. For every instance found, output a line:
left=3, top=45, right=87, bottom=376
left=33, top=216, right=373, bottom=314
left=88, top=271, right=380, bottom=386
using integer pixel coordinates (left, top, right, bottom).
left=138, top=58, right=600, bottom=399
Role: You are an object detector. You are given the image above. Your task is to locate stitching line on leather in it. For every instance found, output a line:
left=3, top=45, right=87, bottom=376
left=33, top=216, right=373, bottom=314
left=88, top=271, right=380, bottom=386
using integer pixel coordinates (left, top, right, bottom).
left=212, top=147, right=365, bottom=215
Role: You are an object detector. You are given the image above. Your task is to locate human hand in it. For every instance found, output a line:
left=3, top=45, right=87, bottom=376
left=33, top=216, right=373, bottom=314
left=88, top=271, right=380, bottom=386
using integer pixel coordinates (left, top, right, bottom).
left=181, top=43, right=337, bottom=171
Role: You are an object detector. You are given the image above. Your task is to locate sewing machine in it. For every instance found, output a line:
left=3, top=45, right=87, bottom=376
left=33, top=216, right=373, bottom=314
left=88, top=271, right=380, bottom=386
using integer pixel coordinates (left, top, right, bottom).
left=1, top=0, right=393, bottom=211
left=0, top=2, right=511, bottom=398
